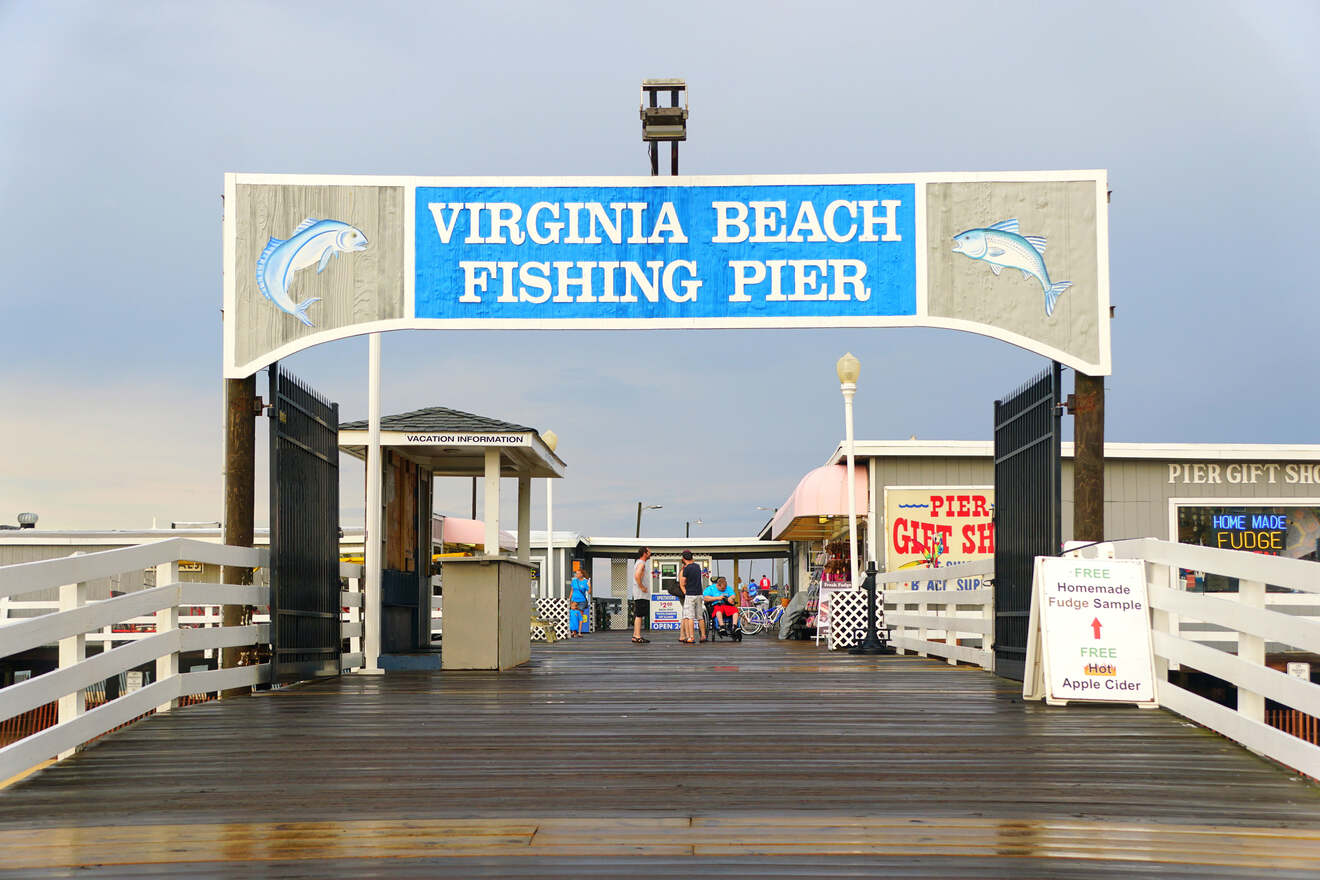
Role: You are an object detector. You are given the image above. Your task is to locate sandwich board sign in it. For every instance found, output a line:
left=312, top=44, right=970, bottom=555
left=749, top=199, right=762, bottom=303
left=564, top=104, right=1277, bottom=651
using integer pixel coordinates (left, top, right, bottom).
left=1024, top=557, right=1157, bottom=707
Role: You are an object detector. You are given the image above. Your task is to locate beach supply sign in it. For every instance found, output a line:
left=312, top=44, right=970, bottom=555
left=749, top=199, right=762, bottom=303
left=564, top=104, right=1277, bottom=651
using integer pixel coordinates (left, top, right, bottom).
left=1024, top=557, right=1157, bottom=707
left=224, top=172, right=1110, bottom=378
left=884, top=486, right=995, bottom=587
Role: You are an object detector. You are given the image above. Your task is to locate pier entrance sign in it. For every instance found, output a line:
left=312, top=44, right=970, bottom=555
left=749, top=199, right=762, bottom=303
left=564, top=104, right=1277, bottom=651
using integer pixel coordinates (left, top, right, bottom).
left=223, top=171, right=1110, bottom=378
left=1023, top=557, right=1158, bottom=707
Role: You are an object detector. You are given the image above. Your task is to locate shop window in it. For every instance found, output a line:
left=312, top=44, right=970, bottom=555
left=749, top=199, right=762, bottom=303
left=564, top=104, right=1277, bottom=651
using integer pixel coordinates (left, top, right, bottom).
left=1176, top=504, right=1320, bottom=592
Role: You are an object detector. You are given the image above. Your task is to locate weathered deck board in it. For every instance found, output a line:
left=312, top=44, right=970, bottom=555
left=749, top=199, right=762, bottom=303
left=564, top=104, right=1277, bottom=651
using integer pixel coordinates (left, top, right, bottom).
left=2, top=632, right=1319, bottom=877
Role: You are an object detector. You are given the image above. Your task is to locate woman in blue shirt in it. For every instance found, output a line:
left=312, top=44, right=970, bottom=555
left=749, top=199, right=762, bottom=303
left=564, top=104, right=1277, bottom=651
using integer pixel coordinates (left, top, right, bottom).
left=569, top=573, right=591, bottom=636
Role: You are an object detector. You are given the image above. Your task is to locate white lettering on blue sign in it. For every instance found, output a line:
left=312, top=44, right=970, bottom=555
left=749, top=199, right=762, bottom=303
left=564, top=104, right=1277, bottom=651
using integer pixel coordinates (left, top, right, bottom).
left=414, top=184, right=916, bottom=321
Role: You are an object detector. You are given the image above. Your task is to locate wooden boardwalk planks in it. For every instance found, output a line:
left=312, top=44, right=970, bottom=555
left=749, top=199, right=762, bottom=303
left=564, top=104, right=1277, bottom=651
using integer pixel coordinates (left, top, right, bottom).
left=1, top=631, right=1319, bottom=877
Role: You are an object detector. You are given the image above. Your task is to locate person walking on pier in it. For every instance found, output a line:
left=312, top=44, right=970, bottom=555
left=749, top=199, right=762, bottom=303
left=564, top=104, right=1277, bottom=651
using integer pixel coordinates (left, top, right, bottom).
left=631, top=546, right=652, bottom=644
left=569, top=570, right=591, bottom=637
left=679, top=550, right=705, bottom=643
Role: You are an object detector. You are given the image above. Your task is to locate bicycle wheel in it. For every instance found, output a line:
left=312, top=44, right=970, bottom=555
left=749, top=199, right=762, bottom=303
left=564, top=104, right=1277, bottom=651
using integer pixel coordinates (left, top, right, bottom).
left=739, top=608, right=763, bottom=635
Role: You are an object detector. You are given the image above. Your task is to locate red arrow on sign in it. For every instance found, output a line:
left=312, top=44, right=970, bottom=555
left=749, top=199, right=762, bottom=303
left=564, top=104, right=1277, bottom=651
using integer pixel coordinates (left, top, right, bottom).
left=1091, top=617, right=1102, bottom=639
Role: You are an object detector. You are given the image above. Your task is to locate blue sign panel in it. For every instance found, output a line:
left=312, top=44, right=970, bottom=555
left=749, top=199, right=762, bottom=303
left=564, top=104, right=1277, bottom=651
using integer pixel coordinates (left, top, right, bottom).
left=414, top=184, right=916, bottom=321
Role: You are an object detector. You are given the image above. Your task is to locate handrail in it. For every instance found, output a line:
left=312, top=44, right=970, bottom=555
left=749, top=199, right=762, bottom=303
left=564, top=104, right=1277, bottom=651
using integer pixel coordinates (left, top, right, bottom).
left=0, top=538, right=268, bottom=601
left=873, top=560, right=996, bottom=669
left=1, top=583, right=268, bottom=659
left=873, top=557, right=994, bottom=589
left=1109, top=537, right=1320, bottom=595
left=0, top=624, right=268, bottom=722
left=1068, top=537, right=1320, bottom=778
left=0, top=663, right=271, bottom=782
left=0, top=543, right=287, bottom=783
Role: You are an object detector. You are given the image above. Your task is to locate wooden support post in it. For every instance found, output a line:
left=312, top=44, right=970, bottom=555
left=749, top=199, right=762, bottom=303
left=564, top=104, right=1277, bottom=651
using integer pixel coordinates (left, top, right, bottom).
left=484, top=449, right=501, bottom=555
left=155, top=560, right=180, bottom=714
left=1073, top=372, right=1105, bottom=542
left=57, top=565, right=88, bottom=760
left=516, top=473, right=531, bottom=564
left=1238, top=579, right=1266, bottom=724
left=1149, top=562, right=1172, bottom=682
left=221, top=375, right=255, bottom=698
left=648, top=88, right=659, bottom=176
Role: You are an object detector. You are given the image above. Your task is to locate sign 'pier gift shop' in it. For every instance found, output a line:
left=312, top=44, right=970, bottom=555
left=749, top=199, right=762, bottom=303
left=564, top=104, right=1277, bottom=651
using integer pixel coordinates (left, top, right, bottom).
left=1024, top=557, right=1158, bottom=707
left=223, top=172, right=1110, bottom=379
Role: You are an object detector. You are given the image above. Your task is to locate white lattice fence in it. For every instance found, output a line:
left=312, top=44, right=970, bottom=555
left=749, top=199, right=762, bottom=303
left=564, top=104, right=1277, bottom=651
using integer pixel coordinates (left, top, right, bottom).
left=826, top=588, right=868, bottom=649
left=531, top=597, right=594, bottom=641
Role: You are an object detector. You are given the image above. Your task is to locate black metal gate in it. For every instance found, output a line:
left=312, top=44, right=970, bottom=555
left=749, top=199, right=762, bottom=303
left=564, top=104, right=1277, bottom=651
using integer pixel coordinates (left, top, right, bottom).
left=992, top=363, right=1062, bottom=681
left=268, top=363, right=341, bottom=682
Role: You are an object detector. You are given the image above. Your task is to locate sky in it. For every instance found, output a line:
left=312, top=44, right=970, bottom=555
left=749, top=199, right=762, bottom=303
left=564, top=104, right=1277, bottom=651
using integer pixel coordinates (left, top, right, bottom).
left=2, top=0, right=1319, bottom=559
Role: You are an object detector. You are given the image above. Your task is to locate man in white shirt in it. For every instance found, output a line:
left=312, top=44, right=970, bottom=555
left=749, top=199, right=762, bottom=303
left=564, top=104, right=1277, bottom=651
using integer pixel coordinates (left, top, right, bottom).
left=631, top=547, right=652, bottom=644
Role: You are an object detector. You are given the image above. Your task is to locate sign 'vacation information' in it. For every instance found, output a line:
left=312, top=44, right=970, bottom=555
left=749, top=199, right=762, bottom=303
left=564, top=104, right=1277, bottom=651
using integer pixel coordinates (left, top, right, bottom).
left=1024, top=557, right=1157, bottom=707
left=223, top=172, right=1110, bottom=378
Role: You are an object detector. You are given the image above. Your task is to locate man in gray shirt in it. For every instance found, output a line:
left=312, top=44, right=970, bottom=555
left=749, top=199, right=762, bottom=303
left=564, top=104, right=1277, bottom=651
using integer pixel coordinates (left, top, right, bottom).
left=679, top=550, right=706, bottom=643
left=631, top=547, right=651, bottom=644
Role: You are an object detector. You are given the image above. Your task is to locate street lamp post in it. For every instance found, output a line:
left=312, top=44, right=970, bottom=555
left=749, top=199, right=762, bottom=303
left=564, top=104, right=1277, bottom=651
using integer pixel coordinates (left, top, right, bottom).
left=636, top=502, right=662, bottom=538
left=849, top=560, right=894, bottom=654
left=836, top=352, right=861, bottom=587
left=543, top=430, right=558, bottom=599
left=685, top=518, right=703, bottom=538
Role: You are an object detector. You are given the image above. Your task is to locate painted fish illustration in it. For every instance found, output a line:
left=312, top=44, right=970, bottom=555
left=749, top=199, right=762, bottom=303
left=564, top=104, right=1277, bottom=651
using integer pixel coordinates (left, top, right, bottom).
left=952, top=219, right=1071, bottom=316
left=255, top=218, right=368, bottom=326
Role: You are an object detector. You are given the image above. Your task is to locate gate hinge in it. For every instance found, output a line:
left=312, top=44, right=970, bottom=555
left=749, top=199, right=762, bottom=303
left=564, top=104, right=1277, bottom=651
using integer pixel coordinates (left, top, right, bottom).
left=1064, top=393, right=1098, bottom=415
left=252, top=395, right=267, bottom=416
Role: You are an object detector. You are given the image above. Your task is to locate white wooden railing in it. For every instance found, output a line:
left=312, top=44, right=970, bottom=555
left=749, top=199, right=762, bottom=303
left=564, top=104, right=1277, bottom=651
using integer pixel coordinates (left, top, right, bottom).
left=0, top=538, right=364, bottom=782
left=878, top=559, right=996, bottom=669
left=1069, top=538, right=1320, bottom=779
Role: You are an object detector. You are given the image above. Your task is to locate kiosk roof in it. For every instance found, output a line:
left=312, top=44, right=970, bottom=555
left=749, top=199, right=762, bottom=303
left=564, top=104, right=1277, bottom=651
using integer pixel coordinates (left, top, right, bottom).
left=338, top=406, right=564, bottom=478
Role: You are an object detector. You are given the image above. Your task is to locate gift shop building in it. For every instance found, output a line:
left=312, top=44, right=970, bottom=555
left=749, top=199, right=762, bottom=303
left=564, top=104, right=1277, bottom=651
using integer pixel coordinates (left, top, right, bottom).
left=765, top=441, right=1320, bottom=594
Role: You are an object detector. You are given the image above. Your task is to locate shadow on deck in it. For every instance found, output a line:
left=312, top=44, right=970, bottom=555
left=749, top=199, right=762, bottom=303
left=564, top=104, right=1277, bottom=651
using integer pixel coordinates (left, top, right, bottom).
left=3, top=631, right=1320, bottom=877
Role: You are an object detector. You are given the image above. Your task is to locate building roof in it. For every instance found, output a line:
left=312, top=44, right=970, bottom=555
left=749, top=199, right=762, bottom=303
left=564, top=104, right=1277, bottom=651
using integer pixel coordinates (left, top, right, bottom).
left=340, top=406, right=532, bottom=434
left=338, top=406, right=563, bottom=479
left=827, top=440, right=1320, bottom=464
left=0, top=527, right=367, bottom=546
left=585, top=536, right=791, bottom=560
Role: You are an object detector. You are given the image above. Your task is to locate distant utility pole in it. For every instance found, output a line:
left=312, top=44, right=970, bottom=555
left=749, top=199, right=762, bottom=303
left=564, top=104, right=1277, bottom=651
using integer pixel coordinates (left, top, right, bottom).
left=640, top=79, right=688, bottom=176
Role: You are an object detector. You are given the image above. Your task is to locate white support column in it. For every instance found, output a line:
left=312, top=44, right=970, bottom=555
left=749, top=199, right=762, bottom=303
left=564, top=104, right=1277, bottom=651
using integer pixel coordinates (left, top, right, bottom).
left=57, top=566, right=89, bottom=760
left=484, top=449, right=501, bottom=555
left=154, top=560, right=180, bottom=715
left=1237, top=579, right=1266, bottom=724
left=362, top=332, right=384, bottom=674
left=348, top=574, right=362, bottom=658
left=546, top=480, right=555, bottom=598
left=516, top=473, right=531, bottom=564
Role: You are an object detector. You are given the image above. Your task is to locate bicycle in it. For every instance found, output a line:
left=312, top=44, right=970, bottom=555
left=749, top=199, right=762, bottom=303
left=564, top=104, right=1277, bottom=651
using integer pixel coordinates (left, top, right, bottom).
left=737, top=601, right=784, bottom=636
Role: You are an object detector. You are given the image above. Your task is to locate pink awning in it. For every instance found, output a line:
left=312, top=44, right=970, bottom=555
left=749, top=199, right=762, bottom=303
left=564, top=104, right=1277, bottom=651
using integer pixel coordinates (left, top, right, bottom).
left=434, top=516, right=516, bottom=551
left=768, top=464, right=868, bottom=541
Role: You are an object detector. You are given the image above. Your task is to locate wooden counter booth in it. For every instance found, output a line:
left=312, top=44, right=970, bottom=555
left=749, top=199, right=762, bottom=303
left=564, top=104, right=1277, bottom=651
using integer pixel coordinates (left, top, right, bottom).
left=338, top=407, right=565, bottom=670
